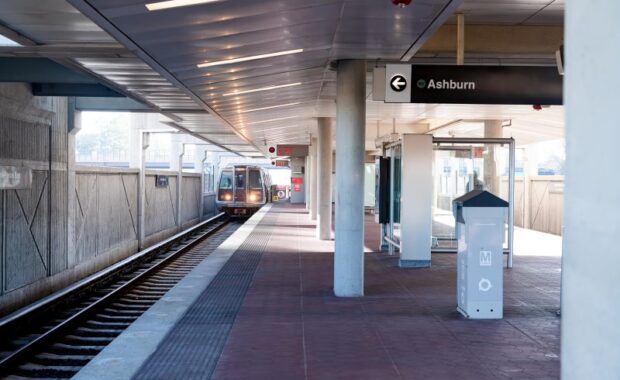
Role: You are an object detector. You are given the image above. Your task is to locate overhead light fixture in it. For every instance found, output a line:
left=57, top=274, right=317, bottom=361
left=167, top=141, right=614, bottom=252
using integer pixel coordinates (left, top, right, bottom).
left=239, top=102, right=301, bottom=114
left=145, top=0, right=222, bottom=11
left=0, top=34, right=21, bottom=46
left=223, top=82, right=302, bottom=97
left=245, top=116, right=301, bottom=126
left=197, top=49, right=303, bottom=68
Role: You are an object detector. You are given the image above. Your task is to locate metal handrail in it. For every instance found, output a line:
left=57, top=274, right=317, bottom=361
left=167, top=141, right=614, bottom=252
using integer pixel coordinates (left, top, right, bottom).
left=384, top=236, right=401, bottom=250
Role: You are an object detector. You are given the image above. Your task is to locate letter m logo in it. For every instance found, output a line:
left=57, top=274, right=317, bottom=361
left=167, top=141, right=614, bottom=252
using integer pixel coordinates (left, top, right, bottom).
left=479, top=250, right=492, bottom=266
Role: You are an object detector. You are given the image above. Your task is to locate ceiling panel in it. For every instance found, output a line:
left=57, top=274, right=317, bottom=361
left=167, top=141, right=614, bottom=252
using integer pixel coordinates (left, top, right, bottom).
left=65, top=0, right=461, bottom=150
left=0, top=0, right=565, bottom=156
left=451, top=0, right=564, bottom=25
left=0, top=0, right=114, bottom=43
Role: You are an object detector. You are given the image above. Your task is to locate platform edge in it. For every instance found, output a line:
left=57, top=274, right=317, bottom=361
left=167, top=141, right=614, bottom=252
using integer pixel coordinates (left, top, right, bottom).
left=72, top=204, right=272, bottom=380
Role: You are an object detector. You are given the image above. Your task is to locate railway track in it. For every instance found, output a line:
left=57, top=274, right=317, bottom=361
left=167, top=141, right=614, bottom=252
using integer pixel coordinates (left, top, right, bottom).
left=0, top=213, right=240, bottom=379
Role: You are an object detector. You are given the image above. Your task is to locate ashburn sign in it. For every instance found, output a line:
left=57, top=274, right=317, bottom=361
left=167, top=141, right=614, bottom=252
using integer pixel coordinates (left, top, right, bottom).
left=420, top=78, right=476, bottom=90
left=385, top=64, right=563, bottom=105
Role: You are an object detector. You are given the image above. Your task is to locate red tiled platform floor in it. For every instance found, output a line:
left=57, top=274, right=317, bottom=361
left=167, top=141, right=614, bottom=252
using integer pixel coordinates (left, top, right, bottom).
left=212, top=203, right=560, bottom=380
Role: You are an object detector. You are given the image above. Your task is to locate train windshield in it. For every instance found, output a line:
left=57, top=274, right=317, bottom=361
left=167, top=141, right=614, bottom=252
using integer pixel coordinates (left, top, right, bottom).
left=235, top=170, right=245, bottom=189
left=249, top=170, right=263, bottom=189
left=219, top=170, right=233, bottom=189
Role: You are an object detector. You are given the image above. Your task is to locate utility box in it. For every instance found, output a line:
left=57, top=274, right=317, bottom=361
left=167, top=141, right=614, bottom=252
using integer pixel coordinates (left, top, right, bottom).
left=289, top=157, right=305, bottom=204
left=453, top=190, right=508, bottom=319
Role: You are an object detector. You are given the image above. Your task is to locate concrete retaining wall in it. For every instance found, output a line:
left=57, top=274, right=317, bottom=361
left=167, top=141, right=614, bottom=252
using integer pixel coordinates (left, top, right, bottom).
left=0, top=83, right=70, bottom=315
left=0, top=83, right=217, bottom=316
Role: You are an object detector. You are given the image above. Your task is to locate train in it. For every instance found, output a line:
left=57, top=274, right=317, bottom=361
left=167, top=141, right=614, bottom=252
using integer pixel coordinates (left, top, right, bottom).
left=215, top=165, right=272, bottom=216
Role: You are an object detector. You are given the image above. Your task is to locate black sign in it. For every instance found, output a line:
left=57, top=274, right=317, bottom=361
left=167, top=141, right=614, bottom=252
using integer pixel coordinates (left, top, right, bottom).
left=410, top=65, right=562, bottom=105
left=155, top=175, right=169, bottom=188
left=390, top=74, right=407, bottom=92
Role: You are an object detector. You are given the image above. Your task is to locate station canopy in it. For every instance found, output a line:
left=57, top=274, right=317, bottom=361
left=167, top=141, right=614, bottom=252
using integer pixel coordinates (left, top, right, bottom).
left=0, top=0, right=564, bottom=156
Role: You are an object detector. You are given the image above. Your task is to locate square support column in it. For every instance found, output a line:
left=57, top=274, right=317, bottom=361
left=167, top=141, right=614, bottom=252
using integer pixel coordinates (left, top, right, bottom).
left=309, top=137, right=318, bottom=220
left=562, top=1, right=620, bottom=378
left=317, top=117, right=333, bottom=240
left=399, top=134, right=433, bottom=268
left=334, top=60, right=366, bottom=297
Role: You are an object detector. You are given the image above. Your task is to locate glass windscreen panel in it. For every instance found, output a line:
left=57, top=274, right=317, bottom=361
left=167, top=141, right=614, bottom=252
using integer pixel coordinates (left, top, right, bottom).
left=219, top=170, right=233, bottom=201
left=248, top=169, right=263, bottom=203
left=391, top=145, right=402, bottom=243
left=234, top=167, right=247, bottom=202
left=431, top=143, right=510, bottom=250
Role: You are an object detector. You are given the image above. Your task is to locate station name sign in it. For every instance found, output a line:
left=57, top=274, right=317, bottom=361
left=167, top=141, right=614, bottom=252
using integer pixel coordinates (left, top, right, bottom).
left=384, top=64, right=563, bottom=105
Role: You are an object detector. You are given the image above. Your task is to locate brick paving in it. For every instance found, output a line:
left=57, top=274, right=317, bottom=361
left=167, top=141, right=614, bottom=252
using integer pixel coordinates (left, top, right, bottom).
left=211, top=203, right=560, bottom=380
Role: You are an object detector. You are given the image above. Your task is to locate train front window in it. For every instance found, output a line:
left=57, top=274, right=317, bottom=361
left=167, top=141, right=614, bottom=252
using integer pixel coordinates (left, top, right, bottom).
left=219, top=171, right=233, bottom=189
left=249, top=170, right=263, bottom=189
left=235, top=171, right=246, bottom=189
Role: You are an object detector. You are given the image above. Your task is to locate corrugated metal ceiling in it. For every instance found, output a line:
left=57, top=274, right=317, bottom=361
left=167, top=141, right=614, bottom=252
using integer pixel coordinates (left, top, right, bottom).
left=0, top=0, right=565, bottom=155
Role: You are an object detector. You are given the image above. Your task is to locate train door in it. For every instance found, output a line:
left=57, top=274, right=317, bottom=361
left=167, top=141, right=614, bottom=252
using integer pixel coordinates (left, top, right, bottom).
left=233, top=166, right=247, bottom=202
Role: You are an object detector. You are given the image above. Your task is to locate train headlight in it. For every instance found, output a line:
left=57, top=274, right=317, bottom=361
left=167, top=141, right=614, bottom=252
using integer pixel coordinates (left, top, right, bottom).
left=249, top=193, right=257, bottom=202
left=224, top=194, right=232, bottom=201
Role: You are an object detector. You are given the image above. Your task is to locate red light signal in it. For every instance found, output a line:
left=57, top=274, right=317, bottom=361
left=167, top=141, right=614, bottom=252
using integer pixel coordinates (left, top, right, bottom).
left=268, top=146, right=275, bottom=154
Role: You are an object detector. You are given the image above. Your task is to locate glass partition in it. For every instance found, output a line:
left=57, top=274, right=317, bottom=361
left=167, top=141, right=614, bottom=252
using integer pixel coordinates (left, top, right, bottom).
left=432, top=141, right=512, bottom=253
left=391, top=144, right=402, bottom=243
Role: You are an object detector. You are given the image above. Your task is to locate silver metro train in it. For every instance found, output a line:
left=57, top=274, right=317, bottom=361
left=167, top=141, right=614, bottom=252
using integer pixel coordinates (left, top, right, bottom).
left=216, top=165, right=271, bottom=216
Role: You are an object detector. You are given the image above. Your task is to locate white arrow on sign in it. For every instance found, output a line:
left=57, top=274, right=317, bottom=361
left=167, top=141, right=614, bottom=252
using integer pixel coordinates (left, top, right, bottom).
left=385, top=64, right=412, bottom=102
left=391, top=75, right=407, bottom=91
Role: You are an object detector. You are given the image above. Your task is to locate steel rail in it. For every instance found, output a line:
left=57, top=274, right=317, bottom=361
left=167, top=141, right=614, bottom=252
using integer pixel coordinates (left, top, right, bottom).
left=0, top=213, right=228, bottom=376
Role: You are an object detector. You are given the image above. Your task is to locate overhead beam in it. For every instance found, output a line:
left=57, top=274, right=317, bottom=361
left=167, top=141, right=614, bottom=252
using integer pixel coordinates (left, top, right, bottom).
left=160, top=121, right=242, bottom=157
left=32, top=83, right=124, bottom=97
left=419, top=24, right=564, bottom=57
left=400, top=0, right=464, bottom=61
left=0, top=23, right=35, bottom=47
left=0, top=58, right=98, bottom=83
left=75, top=96, right=150, bottom=111
left=0, top=43, right=130, bottom=59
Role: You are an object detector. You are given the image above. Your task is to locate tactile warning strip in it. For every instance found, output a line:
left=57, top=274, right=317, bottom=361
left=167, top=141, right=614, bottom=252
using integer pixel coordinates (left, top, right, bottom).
left=132, top=212, right=277, bottom=380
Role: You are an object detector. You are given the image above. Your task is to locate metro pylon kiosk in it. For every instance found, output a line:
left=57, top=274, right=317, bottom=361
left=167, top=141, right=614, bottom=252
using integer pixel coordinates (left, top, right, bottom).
left=453, top=190, right=508, bottom=319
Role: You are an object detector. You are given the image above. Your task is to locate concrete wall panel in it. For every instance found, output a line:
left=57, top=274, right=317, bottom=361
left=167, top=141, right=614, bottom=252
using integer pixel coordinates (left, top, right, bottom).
left=181, top=175, right=200, bottom=226
left=0, top=84, right=67, bottom=302
left=203, top=193, right=216, bottom=218
left=0, top=84, right=207, bottom=316
left=74, top=173, right=98, bottom=265
left=144, top=173, right=177, bottom=236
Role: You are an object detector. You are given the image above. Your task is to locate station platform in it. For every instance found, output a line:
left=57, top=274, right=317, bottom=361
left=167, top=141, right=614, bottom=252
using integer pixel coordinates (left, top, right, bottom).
left=76, top=202, right=560, bottom=380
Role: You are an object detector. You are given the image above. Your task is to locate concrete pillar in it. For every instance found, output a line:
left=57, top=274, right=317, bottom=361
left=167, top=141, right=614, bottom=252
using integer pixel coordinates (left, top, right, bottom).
left=309, top=137, right=318, bottom=220
left=456, top=13, right=465, bottom=65
left=169, top=135, right=182, bottom=171
left=138, top=132, right=150, bottom=249
left=317, top=117, right=333, bottom=240
left=399, top=134, right=433, bottom=268
left=129, top=113, right=147, bottom=168
left=199, top=149, right=208, bottom=221
left=483, top=120, right=502, bottom=195
left=67, top=100, right=81, bottom=265
left=562, top=1, right=620, bottom=378
left=193, top=145, right=207, bottom=174
left=304, top=156, right=312, bottom=211
left=176, top=144, right=184, bottom=231
left=334, top=59, right=366, bottom=297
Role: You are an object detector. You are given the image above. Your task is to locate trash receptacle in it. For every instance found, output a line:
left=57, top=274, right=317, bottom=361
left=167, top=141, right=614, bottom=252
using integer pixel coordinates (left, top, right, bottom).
left=453, top=190, right=508, bottom=319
